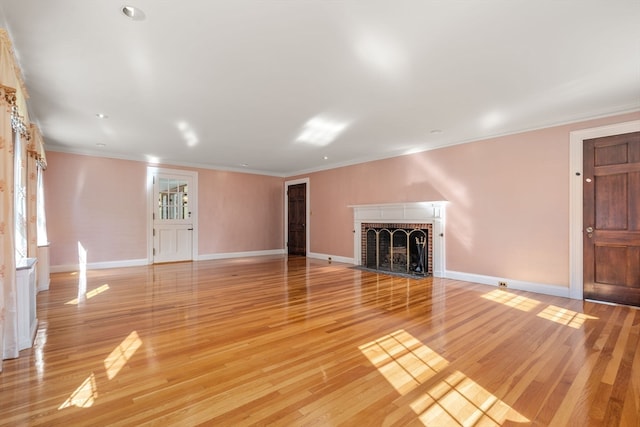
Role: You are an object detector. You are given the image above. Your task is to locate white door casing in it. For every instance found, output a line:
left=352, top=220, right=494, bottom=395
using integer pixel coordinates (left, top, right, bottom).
left=569, top=119, right=640, bottom=299
left=147, top=167, right=198, bottom=263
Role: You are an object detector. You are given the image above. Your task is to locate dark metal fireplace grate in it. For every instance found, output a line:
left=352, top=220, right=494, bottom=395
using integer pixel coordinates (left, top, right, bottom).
left=362, top=223, right=432, bottom=276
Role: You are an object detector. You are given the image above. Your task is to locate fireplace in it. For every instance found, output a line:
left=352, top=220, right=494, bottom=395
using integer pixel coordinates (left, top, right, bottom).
left=362, top=223, right=432, bottom=276
left=351, top=202, right=446, bottom=278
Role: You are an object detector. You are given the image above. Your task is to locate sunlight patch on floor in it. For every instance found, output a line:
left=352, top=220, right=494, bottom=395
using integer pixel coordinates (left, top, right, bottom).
left=537, top=305, right=598, bottom=329
left=104, top=331, right=143, bottom=380
left=411, top=370, right=529, bottom=426
left=482, top=290, right=599, bottom=330
left=360, top=329, right=529, bottom=425
left=481, top=289, right=540, bottom=312
left=59, top=331, right=143, bottom=411
left=359, top=329, right=447, bottom=394
left=65, top=284, right=110, bottom=305
left=77, top=241, right=87, bottom=301
left=58, top=373, right=98, bottom=409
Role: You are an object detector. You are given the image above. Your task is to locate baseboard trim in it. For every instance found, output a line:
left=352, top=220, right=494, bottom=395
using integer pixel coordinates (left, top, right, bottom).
left=445, top=270, right=571, bottom=299
left=51, top=250, right=287, bottom=273
left=198, top=249, right=286, bottom=261
left=307, top=252, right=354, bottom=264
left=51, top=258, right=149, bottom=273
left=37, top=279, right=51, bottom=293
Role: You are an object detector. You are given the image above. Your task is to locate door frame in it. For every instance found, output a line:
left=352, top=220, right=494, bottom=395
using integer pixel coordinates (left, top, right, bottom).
left=569, top=119, right=640, bottom=299
left=284, top=178, right=310, bottom=256
left=146, top=166, right=199, bottom=264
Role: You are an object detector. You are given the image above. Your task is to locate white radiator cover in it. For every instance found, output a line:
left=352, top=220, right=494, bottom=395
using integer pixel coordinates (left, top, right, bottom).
left=37, top=244, right=50, bottom=292
left=17, top=258, right=38, bottom=351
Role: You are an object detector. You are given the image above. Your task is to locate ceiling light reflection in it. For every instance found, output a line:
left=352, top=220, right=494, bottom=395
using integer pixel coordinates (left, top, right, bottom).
left=481, top=111, right=504, bottom=130
left=177, top=121, right=199, bottom=147
left=354, top=30, right=409, bottom=82
left=403, top=147, right=425, bottom=156
left=296, top=116, right=350, bottom=147
left=146, top=155, right=160, bottom=164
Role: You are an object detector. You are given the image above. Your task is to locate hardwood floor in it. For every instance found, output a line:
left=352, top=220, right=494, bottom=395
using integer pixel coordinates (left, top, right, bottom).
left=1, top=256, right=638, bottom=426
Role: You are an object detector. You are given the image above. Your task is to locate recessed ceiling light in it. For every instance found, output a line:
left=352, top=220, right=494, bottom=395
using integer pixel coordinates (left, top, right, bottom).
left=240, top=163, right=249, bottom=167
left=121, top=5, right=145, bottom=21
left=323, top=156, right=329, bottom=160
left=430, top=129, right=443, bottom=135
left=96, top=143, right=106, bottom=148
left=96, top=113, right=108, bottom=119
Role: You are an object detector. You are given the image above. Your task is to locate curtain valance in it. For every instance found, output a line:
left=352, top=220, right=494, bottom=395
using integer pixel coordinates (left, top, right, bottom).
left=28, top=124, right=46, bottom=169
left=0, top=29, right=29, bottom=124
left=1, top=29, right=46, bottom=168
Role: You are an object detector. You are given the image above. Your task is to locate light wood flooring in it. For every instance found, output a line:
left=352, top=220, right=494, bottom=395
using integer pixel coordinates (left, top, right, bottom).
left=1, top=256, right=638, bottom=426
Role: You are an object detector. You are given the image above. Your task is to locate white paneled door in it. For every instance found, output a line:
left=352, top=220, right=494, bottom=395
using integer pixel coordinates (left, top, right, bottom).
left=152, top=171, right=196, bottom=263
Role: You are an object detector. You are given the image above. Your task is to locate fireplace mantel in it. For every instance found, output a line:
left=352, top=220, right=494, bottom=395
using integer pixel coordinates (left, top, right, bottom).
left=350, top=202, right=446, bottom=277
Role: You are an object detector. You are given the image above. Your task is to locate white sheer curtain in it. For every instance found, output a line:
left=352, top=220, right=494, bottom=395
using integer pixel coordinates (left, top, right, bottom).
left=1, top=28, right=33, bottom=369
left=37, top=162, right=48, bottom=246
left=1, top=88, right=19, bottom=362
left=14, top=123, right=27, bottom=264
left=27, top=124, right=46, bottom=256
left=5, top=104, right=28, bottom=361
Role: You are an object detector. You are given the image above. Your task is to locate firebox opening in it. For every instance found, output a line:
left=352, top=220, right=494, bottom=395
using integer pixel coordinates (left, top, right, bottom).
left=362, top=223, right=433, bottom=276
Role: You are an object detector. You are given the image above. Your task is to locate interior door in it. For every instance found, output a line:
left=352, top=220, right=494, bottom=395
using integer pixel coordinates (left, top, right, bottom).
left=287, top=183, right=306, bottom=256
left=583, top=131, right=640, bottom=306
left=153, top=174, right=193, bottom=263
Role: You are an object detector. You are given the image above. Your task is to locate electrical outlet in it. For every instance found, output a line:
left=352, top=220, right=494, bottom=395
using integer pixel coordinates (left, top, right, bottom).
left=498, top=281, right=507, bottom=288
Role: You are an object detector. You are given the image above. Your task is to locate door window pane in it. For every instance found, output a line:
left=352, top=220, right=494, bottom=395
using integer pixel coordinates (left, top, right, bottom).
left=157, top=178, right=188, bottom=220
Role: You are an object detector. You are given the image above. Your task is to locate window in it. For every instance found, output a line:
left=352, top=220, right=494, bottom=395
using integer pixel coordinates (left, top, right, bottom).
left=13, top=128, right=27, bottom=263
left=36, top=164, right=48, bottom=246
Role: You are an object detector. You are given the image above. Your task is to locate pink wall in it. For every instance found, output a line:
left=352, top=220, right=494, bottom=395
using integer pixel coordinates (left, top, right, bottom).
left=290, top=112, right=640, bottom=288
left=44, top=153, right=284, bottom=267
left=198, top=169, right=283, bottom=254
left=44, top=153, right=147, bottom=267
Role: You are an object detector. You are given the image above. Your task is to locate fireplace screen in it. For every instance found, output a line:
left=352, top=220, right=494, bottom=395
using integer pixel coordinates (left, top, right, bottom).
left=362, top=224, right=432, bottom=276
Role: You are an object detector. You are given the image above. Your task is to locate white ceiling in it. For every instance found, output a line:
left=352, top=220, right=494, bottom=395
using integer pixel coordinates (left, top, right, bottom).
left=1, top=1, right=639, bottom=176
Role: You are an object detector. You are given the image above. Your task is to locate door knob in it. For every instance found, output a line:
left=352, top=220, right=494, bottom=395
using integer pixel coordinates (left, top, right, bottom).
left=586, top=226, right=594, bottom=238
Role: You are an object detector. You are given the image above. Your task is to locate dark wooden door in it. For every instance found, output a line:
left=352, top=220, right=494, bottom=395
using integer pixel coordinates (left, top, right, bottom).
left=583, top=131, right=640, bottom=306
left=288, top=183, right=306, bottom=256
